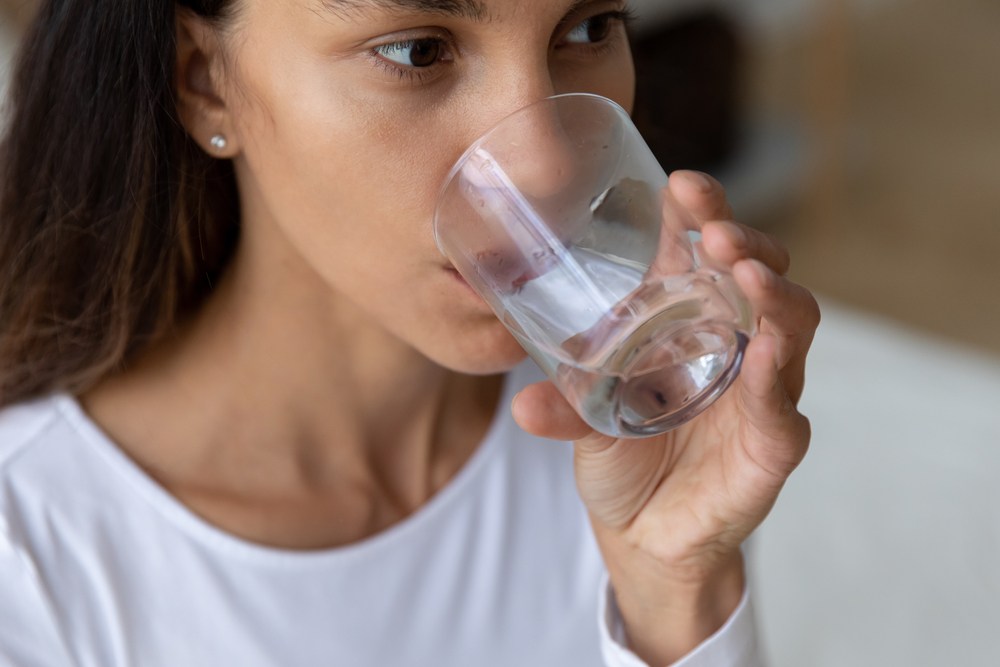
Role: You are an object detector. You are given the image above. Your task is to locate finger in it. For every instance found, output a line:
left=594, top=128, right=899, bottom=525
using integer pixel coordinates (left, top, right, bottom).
left=648, top=190, right=701, bottom=279
left=669, top=170, right=735, bottom=222
left=734, top=259, right=821, bottom=402
left=734, top=259, right=821, bottom=344
left=511, top=381, right=594, bottom=442
left=702, top=221, right=791, bottom=277
left=736, top=333, right=811, bottom=482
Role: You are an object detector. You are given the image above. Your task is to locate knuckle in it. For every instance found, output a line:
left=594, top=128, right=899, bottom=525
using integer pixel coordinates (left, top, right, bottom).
left=800, top=413, right=812, bottom=440
left=766, top=233, right=792, bottom=272
left=803, top=292, right=822, bottom=329
left=796, top=414, right=812, bottom=456
left=776, top=393, right=796, bottom=420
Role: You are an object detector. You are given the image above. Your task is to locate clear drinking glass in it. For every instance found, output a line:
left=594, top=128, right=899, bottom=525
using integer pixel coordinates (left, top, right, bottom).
left=434, top=94, right=755, bottom=438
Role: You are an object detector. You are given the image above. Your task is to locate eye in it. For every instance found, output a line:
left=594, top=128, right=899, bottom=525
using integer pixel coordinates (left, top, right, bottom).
left=565, top=14, right=615, bottom=44
left=374, top=39, right=444, bottom=68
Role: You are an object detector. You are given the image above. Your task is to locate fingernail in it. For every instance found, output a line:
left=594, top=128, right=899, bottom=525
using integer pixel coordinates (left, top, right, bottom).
left=723, top=222, right=747, bottom=249
left=751, top=259, right=773, bottom=286
left=680, top=170, right=712, bottom=193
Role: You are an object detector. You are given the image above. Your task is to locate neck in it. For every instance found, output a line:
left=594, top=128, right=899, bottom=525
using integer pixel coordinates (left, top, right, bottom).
left=82, top=212, right=504, bottom=549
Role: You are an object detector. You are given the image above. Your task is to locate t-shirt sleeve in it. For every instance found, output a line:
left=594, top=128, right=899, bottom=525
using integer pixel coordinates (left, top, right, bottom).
left=0, top=522, right=75, bottom=667
left=597, top=572, right=763, bottom=667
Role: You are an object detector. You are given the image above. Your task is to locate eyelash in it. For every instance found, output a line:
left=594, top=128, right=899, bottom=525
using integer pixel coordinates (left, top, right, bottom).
left=594, top=8, right=638, bottom=34
left=371, top=38, right=450, bottom=83
left=368, top=6, right=636, bottom=84
left=565, top=9, right=636, bottom=58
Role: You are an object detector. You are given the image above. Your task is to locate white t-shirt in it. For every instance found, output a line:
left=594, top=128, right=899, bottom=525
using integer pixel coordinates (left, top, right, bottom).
left=0, top=362, right=760, bottom=667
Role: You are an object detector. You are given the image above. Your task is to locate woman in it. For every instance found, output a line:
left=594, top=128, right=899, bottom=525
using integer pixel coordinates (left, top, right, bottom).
left=0, top=0, right=819, bottom=665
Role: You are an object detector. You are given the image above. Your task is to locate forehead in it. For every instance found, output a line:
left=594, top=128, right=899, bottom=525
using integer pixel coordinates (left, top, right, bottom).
left=320, top=0, right=490, bottom=20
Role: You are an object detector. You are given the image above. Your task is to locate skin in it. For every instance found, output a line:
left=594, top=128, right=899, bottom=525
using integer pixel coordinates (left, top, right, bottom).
left=83, top=0, right=820, bottom=664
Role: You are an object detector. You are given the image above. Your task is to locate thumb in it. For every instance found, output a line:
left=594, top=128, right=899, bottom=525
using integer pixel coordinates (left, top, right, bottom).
left=511, top=381, right=595, bottom=442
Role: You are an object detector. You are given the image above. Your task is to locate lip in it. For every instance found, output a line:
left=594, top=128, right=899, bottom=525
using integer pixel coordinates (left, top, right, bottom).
left=444, top=265, right=470, bottom=287
left=444, top=265, right=487, bottom=303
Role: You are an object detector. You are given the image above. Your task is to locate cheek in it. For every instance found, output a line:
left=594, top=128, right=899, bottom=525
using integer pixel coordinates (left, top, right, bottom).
left=230, top=47, right=524, bottom=368
left=239, top=91, right=445, bottom=276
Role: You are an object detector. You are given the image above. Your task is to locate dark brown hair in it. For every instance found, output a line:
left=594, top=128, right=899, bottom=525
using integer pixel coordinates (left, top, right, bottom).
left=0, top=0, right=238, bottom=406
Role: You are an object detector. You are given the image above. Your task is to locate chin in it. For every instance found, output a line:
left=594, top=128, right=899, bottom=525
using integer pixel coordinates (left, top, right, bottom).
left=421, top=317, right=530, bottom=376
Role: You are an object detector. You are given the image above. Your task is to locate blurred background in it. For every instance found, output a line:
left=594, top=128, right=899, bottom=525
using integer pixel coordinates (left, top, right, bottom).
left=629, top=1, right=1000, bottom=664
left=2, top=0, right=998, bottom=664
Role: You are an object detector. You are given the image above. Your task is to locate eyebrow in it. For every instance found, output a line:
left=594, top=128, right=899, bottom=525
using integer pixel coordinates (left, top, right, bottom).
left=322, top=0, right=616, bottom=24
left=322, top=0, right=492, bottom=22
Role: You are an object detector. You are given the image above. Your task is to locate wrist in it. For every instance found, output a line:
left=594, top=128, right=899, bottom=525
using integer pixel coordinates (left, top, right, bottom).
left=595, top=522, right=746, bottom=665
left=620, top=552, right=744, bottom=660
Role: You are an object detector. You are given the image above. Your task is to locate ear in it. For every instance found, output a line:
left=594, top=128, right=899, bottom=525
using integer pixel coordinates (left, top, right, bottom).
left=175, top=7, right=239, bottom=158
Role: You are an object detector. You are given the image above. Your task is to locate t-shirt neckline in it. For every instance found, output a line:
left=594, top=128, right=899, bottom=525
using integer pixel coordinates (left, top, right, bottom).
left=53, top=364, right=526, bottom=568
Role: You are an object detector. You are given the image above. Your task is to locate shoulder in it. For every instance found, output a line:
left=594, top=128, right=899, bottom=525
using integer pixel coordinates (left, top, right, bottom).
left=0, top=395, right=66, bottom=474
left=0, top=397, right=80, bottom=663
left=0, top=394, right=102, bottom=533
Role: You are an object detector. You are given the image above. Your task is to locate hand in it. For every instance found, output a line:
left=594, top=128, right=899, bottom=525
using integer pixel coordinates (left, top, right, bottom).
left=511, top=170, right=820, bottom=665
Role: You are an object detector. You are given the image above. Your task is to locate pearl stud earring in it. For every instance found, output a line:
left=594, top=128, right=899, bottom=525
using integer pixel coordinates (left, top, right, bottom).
left=210, top=134, right=227, bottom=151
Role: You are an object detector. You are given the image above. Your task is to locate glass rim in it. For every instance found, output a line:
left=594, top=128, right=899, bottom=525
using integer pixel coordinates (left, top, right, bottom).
left=432, top=92, right=631, bottom=253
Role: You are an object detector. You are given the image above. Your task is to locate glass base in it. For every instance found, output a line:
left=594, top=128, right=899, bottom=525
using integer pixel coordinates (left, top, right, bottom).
left=612, top=326, right=748, bottom=437
left=511, top=280, right=752, bottom=440
left=537, top=321, right=748, bottom=439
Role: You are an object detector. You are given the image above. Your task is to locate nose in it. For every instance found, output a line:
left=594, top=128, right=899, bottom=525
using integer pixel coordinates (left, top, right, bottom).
left=496, top=103, right=578, bottom=199
left=463, top=65, right=576, bottom=200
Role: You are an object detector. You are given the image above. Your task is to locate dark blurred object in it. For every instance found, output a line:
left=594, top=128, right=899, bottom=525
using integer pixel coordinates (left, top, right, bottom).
left=630, top=11, right=743, bottom=173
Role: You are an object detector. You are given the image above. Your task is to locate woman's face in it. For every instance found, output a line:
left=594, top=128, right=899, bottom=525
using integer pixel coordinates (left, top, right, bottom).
left=217, top=0, right=636, bottom=374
